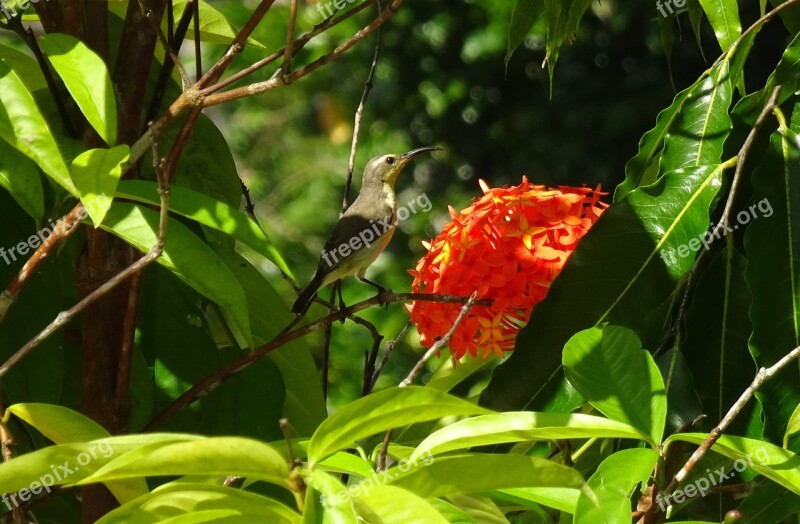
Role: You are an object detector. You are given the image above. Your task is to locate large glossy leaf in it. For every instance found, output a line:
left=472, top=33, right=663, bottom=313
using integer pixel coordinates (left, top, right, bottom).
left=563, top=326, right=666, bottom=444
left=615, top=79, right=697, bottom=201
left=0, top=41, right=46, bottom=92
left=411, top=412, right=649, bottom=460
left=665, top=433, right=800, bottom=495
left=304, top=469, right=358, bottom=524
left=682, top=245, right=758, bottom=437
left=660, top=59, right=732, bottom=171
left=574, top=448, right=658, bottom=523
left=70, top=146, right=129, bottom=226
left=736, top=478, right=800, bottom=522
left=79, top=437, right=289, bottom=487
left=99, top=203, right=251, bottom=347
left=96, top=483, right=300, bottom=523
left=744, top=127, right=800, bottom=445
left=39, top=33, right=117, bottom=145
left=0, top=138, right=43, bottom=220
left=308, top=387, right=490, bottom=465
left=387, top=454, right=586, bottom=498
left=482, top=164, right=725, bottom=415
left=0, top=60, right=75, bottom=195
left=698, top=0, right=741, bottom=52
left=116, top=180, right=292, bottom=277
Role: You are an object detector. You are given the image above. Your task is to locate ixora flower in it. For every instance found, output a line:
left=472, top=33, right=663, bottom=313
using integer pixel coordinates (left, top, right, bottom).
left=407, top=177, right=607, bottom=359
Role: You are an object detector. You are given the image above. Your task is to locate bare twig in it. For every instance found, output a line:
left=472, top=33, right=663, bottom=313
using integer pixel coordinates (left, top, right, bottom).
left=369, top=321, right=411, bottom=392
left=281, top=0, right=298, bottom=76
left=377, top=293, right=477, bottom=470
left=0, top=204, right=87, bottom=325
left=192, top=0, right=201, bottom=80
left=138, top=0, right=191, bottom=85
left=354, top=316, right=384, bottom=396
left=664, top=343, right=800, bottom=494
left=145, top=292, right=489, bottom=430
left=343, top=0, right=383, bottom=210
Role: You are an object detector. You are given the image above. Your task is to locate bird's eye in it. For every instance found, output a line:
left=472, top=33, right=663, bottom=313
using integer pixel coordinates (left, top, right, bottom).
left=385, top=156, right=396, bottom=165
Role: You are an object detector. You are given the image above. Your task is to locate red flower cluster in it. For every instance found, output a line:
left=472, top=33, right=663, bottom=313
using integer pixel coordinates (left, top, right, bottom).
left=407, top=177, right=607, bottom=359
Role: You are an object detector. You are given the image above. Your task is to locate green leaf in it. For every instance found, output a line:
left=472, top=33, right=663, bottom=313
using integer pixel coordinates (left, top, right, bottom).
left=744, top=127, right=800, bottom=443
left=411, top=412, right=649, bottom=460
left=698, top=0, right=741, bottom=52
left=39, top=33, right=117, bottom=145
left=505, top=0, right=543, bottom=65
left=116, top=180, right=293, bottom=278
left=96, top=483, right=300, bottom=523
left=482, top=163, right=726, bottom=415
left=304, top=469, right=358, bottom=524
left=99, top=203, right=251, bottom=347
left=0, top=434, right=198, bottom=504
left=445, top=494, right=507, bottom=524
left=737, top=478, right=800, bottom=522
left=355, top=485, right=449, bottom=524
left=657, top=348, right=704, bottom=435
left=563, top=326, right=666, bottom=444
left=665, top=433, right=800, bottom=495
left=786, top=403, right=800, bottom=448
left=70, top=146, right=128, bottom=226
left=5, top=403, right=109, bottom=443
left=216, top=250, right=324, bottom=435
left=0, top=41, right=47, bottom=92
left=682, top=245, right=757, bottom=437
left=574, top=448, right=659, bottom=523
left=80, top=437, right=289, bottom=487
left=0, top=60, right=75, bottom=195
left=492, top=486, right=579, bottom=514
left=0, top=138, right=43, bottom=220
left=426, top=354, right=493, bottom=392
left=308, top=387, right=490, bottom=465
left=388, top=454, right=586, bottom=498
left=171, top=0, right=266, bottom=48
left=615, top=79, right=696, bottom=201
left=660, top=60, right=733, bottom=171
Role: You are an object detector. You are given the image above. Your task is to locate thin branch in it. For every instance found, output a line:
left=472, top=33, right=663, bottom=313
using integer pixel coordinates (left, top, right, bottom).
left=281, top=0, right=298, bottom=76
left=344, top=0, right=383, bottom=210
left=201, top=0, right=404, bottom=108
left=369, top=321, right=411, bottom=393
left=377, top=293, right=477, bottom=470
left=664, top=343, right=800, bottom=494
left=711, top=85, right=781, bottom=239
left=321, top=286, right=336, bottom=401
left=199, top=0, right=376, bottom=97
left=145, top=292, right=489, bottom=430
left=355, top=316, right=383, bottom=397
left=0, top=204, right=86, bottom=325
left=138, top=0, right=190, bottom=85
left=192, top=0, right=201, bottom=80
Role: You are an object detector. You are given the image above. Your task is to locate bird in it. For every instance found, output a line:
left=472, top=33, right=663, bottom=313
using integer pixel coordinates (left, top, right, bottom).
left=291, top=147, right=439, bottom=315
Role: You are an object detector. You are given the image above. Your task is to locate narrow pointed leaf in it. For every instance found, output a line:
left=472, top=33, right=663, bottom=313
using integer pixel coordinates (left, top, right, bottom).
left=411, top=412, right=649, bottom=460
left=0, top=138, right=43, bottom=220
left=308, top=387, right=490, bottom=464
left=70, top=146, right=128, bottom=226
left=506, top=0, right=543, bottom=65
left=698, top=0, right=741, bottom=52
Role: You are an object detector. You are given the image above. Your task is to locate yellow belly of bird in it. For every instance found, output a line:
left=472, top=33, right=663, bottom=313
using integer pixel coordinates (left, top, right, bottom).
left=318, top=227, right=395, bottom=289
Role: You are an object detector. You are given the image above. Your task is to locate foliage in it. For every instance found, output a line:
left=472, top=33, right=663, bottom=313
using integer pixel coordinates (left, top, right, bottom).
left=0, top=0, right=797, bottom=523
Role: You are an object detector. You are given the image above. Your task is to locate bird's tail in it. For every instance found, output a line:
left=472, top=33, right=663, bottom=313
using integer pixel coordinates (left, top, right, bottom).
left=291, top=272, right=324, bottom=316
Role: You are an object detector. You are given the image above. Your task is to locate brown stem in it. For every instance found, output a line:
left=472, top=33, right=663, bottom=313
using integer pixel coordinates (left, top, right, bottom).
left=145, top=293, right=490, bottom=431
left=664, top=344, right=800, bottom=494
left=281, top=0, right=299, bottom=76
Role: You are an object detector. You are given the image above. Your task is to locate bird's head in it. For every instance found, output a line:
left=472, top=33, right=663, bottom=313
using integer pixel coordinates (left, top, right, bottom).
left=362, top=146, right=441, bottom=188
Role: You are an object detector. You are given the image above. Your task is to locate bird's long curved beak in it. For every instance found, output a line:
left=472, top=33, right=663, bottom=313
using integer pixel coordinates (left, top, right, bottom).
left=401, top=146, right=442, bottom=160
